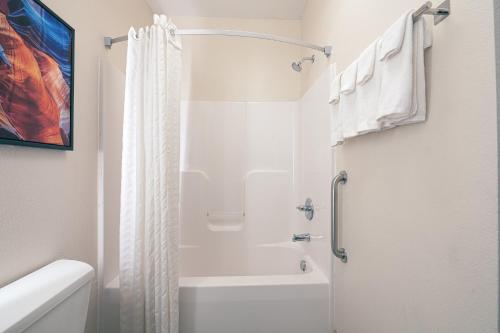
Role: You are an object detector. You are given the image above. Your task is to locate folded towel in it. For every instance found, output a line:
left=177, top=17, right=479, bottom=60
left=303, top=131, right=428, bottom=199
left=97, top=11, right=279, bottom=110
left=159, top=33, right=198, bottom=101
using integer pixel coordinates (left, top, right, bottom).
left=379, top=9, right=413, bottom=61
left=340, top=62, right=358, bottom=94
left=330, top=102, right=344, bottom=146
left=329, top=64, right=344, bottom=146
left=329, top=72, right=341, bottom=105
left=395, top=16, right=430, bottom=126
left=339, top=62, right=359, bottom=138
left=357, top=39, right=378, bottom=85
left=376, top=10, right=415, bottom=126
left=332, top=10, right=431, bottom=144
left=424, top=19, right=433, bottom=49
left=356, top=39, right=383, bottom=134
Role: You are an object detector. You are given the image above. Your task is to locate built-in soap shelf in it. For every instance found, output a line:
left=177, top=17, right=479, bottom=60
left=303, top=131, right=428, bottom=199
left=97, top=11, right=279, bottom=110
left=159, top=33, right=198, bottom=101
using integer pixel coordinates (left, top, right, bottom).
left=207, top=211, right=245, bottom=232
left=182, top=168, right=291, bottom=232
left=207, top=211, right=246, bottom=220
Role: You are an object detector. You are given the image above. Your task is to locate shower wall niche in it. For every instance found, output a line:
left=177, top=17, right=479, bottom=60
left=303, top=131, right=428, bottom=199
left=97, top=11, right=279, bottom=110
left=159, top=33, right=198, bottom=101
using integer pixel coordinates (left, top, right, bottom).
left=180, top=101, right=297, bottom=271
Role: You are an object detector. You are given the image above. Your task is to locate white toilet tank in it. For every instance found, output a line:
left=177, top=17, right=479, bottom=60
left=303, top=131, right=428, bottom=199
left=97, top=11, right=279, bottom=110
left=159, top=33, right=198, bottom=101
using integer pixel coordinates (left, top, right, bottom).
left=0, top=260, right=94, bottom=333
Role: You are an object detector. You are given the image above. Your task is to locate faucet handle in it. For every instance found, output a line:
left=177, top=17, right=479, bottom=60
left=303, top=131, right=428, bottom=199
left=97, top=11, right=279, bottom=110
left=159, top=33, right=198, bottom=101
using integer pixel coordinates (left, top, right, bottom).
left=296, top=198, right=314, bottom=221
left=296, top=205, right=313, bottom=212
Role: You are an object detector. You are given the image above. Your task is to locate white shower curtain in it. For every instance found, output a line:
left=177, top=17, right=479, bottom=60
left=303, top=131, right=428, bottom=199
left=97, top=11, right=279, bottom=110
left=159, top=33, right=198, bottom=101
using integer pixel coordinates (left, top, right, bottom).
left=119, top=15, right=182, bottom=333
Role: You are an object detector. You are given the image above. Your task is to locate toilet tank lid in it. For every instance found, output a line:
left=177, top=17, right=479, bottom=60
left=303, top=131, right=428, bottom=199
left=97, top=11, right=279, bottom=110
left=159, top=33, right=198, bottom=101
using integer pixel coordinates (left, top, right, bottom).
left=0, top=260, right=95, bottom=333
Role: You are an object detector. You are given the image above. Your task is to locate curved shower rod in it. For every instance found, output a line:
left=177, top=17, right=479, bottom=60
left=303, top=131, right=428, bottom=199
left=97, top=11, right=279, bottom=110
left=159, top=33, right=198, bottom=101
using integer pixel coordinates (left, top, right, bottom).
left=104, top=1, right=449, bottom=57
left=104, top=29, right=333, bottom=57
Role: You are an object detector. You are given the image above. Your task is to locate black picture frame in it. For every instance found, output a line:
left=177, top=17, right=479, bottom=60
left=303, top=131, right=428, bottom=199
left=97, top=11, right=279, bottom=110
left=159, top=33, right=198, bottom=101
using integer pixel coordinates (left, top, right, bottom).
left=0, top=0, right=75, bottom=151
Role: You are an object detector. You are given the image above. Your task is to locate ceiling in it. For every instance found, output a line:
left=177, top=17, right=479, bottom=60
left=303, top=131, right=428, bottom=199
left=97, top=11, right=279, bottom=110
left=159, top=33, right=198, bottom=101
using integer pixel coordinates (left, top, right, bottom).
left=147, top=0, right=308, bottom=20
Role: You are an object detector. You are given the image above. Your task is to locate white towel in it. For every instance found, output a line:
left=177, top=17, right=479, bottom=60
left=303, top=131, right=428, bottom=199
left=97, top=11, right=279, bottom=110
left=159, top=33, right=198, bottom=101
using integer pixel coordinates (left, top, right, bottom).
left=329, top=73, right=341, bottom=105
left=379, top=9, right=413, bottom=61
left=340, top=62, right=358, bottom=94
left=395, top=16, right=431, bottom=126
left=339, top=62, right=359, bottom=138
left=424, top=19, right=433, bottom=49
left=357, top=40, right=378, bottom=86
left=376, top=10, right=415, bottom=126
left=329, top=65, right=344, bottom=146
left=330, top=102, right=344, bottom=146
left=356, top=39, right=383, bottom=134
left=333, top=10, right=431, bottom=144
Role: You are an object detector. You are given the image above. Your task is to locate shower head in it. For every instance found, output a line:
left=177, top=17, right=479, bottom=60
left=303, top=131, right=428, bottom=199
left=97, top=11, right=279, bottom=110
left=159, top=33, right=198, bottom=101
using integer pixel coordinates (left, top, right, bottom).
left=291, top=54, right=315, bottom=72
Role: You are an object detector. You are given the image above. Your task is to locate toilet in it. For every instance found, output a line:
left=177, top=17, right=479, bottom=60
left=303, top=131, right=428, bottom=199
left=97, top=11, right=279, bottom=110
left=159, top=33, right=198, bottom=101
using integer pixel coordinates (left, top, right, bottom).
left=0, top=260, right=94, bottom=333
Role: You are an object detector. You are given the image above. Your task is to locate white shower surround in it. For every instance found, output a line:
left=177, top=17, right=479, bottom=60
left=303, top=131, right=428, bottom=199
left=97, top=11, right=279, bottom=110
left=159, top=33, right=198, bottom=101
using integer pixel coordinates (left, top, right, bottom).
left=102, top=69, right=334, bottom=333
left=180, top=100, right=297, bottom=252
left=175, top=70, right=334, bottom=332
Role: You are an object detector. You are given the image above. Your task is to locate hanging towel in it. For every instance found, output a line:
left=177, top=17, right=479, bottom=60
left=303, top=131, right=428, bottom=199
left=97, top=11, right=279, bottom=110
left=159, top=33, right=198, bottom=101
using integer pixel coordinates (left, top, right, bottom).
left=330, top=102, right=344, bottom=146
left=329, top=72, right=341, bottom=105
left=339, top=62, right=358, bottom=94
left=356, top=39, right=383, bottom=134
left=339, top=62, right=359, bottom=138
left=329, top=65, right=344, bottom=146
left=395, top=16, right=431, bottom=126
left=376, top=10, right=415, bottom=126
left=379, top=9, right=413, bottom=61
left=377, top=12, right=432, bottom=128
left=424, top=17, right=433, bottom=49
left=356, top=40, right=378, bottom=86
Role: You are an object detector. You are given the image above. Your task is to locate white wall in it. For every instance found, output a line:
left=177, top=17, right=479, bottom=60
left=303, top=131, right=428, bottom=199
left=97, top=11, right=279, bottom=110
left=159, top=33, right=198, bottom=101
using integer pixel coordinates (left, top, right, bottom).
left=0, top=1, right=152, bottom=333
left=180, top=101, right=297, bottom=260
left=301, top=0, right=499, bottom=332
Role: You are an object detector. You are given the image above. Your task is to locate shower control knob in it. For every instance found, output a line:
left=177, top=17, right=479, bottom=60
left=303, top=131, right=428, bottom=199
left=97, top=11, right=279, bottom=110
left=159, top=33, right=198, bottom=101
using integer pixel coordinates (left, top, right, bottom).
left=296, top=205, right=313, bottom=212
left=296, top=198, right=314, bottom=221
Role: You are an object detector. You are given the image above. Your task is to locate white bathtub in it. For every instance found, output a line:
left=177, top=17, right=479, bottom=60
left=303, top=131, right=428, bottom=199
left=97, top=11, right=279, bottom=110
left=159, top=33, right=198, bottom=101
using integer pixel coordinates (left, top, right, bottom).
left=102, top=244, right=330, bottom=333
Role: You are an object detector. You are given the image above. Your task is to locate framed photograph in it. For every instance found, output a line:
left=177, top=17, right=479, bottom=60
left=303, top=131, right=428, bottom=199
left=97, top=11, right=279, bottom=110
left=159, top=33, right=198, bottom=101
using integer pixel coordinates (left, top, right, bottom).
left=0, top=0, right=74, bottom=150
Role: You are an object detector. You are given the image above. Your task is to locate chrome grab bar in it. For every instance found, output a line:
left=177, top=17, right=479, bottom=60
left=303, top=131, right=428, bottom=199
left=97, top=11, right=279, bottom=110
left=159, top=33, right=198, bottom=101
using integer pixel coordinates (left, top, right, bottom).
left=331, top=171, right=348, bottom=263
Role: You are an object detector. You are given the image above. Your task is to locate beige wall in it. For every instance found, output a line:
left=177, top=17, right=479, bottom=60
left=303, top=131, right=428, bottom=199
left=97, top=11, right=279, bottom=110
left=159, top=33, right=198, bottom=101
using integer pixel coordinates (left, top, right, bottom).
left=301, top=0, right=498, bottom=332
left=173, top=16, right=302, bottom=102
left=0, top=1, right=152, bottom=332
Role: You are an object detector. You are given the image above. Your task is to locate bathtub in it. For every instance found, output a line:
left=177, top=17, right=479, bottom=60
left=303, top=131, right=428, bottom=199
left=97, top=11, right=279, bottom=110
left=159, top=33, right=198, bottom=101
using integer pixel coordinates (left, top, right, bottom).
left=102, top=243, right=330, bottom=333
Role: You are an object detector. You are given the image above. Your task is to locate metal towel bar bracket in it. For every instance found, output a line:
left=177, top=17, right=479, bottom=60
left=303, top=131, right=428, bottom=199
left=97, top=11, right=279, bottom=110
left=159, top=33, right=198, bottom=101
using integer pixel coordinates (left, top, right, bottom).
left=414, top=0, right=451, bottom=25
left=331, top=171, right=348, bottom=263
